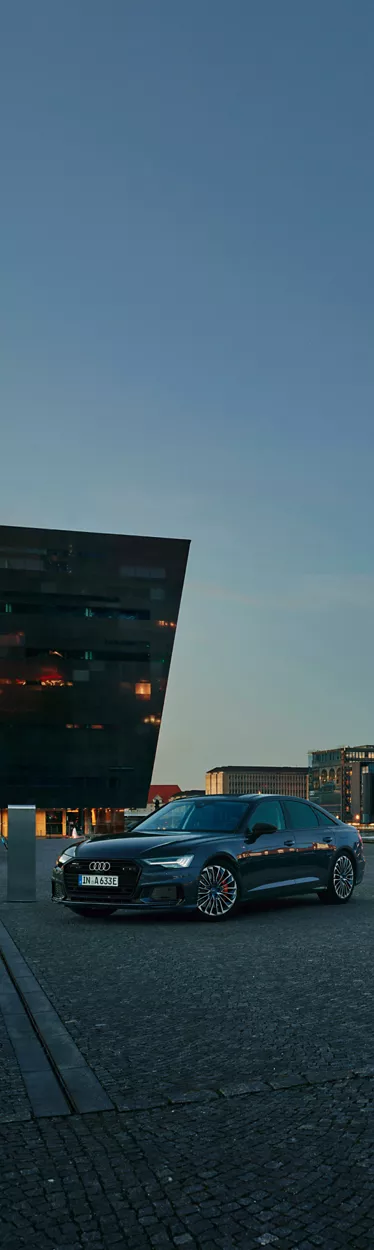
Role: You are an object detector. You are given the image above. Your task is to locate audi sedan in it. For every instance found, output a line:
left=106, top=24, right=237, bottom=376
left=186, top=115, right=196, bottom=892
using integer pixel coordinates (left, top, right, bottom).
left=51, top=794, right=365, bottom=921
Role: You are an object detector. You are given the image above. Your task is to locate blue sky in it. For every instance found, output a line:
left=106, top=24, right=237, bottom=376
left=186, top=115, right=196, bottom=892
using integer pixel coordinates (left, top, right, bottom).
left=1, top=1, right=374, bottom=787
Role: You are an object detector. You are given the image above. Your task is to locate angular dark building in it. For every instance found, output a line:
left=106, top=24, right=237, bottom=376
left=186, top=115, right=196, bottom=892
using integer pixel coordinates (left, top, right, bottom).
left=0, top=525, right=189, bottom=836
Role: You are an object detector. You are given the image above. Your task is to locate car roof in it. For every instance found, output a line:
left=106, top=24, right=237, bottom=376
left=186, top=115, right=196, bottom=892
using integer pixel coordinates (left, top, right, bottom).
left=174, top=794, right=310, bottom=802
left=164, top=795, right=243, bottom=805
left=177, top=795, right=340, bottom=820
left=180, top=794, right=339, bottom=809
left=237, top=793, right=311, bottom=802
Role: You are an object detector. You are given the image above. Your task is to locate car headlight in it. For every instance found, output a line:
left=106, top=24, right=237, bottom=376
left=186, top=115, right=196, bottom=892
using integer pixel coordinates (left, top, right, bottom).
left=143, top=855, right=194, bottom=868
left=56, top=846, right=77, bottom=866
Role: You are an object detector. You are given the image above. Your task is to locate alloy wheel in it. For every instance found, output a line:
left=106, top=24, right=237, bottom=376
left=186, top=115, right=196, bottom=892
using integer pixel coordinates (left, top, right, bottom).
left=333, top=855, right=354, bottom=900
left=197, top=864, right=238, bottom=917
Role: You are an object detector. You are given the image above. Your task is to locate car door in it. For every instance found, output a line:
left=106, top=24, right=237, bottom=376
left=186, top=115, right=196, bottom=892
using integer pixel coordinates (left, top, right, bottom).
left=314, top=808, right=339, bottom=884
left=282, top=800, right=335, bottom=889
left=239, top=798, right=298, bottom=898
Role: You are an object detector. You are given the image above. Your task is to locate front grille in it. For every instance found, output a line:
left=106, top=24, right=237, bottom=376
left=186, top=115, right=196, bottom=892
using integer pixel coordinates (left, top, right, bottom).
left=64, top=859, right=140, bottom=902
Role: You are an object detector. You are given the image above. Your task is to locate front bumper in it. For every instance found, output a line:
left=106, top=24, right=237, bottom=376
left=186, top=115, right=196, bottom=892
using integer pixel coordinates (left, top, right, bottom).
left=51, top=862, right=199, bottom=911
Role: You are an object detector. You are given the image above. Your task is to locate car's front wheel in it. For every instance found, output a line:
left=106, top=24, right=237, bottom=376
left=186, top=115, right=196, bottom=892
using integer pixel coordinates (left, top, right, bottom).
left=318, top=853, right=355, bottom=905
left=197, top=862, right=239, bottom=920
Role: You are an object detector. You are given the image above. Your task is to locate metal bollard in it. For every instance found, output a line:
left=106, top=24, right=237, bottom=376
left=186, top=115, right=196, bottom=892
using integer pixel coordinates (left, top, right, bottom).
left=7, top=805, right=36, bottom=901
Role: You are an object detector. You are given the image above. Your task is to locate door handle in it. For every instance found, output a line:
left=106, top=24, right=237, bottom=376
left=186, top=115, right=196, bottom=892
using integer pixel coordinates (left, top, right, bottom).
left=323, top=836, right=333, bottom=844
left=284, top=838, right=295, bottom=847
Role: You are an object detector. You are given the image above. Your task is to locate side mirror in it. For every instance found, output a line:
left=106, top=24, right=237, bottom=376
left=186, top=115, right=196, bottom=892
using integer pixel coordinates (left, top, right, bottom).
left=246, top=821, right=278, bottom=841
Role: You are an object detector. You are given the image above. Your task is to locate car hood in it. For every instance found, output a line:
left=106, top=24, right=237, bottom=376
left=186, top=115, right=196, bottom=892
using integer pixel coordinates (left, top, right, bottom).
left=75, top=833, right=219, bottom=860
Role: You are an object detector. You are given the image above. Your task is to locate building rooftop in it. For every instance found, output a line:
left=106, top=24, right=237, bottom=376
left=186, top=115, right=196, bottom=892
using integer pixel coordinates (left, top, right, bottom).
left=206, top=765, right=308, bottom=774
left=148, top=784, right=181, bottom=803
left=309, top=745, right=374, bottom=754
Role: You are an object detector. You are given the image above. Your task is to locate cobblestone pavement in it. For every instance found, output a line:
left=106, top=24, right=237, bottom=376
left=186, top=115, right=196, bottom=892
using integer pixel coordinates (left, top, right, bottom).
left=1, top=842, right=374, bottom=1100
left=2, top=1077, right=374, bottom=1249
left=1, top=841, right=374, bottom=1247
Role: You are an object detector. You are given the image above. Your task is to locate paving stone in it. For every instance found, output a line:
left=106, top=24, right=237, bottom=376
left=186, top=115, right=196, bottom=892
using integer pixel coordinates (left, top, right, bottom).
left=169, top=1091, right=218, bottom=1106
left=218, top=1082, right=268, bottom=1098
left=268, top=1075, right=306, bottom=1090
left=115, top=1095, right=168, bottom=1111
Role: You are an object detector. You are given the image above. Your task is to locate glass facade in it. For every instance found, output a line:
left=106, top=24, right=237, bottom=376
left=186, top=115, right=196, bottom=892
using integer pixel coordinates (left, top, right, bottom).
left=0, top=525, right=189, bottom=818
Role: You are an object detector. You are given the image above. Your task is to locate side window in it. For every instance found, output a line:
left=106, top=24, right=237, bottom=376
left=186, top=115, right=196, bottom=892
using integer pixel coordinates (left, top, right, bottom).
left=248, top=800, right=285, bottom=832
left=315, top=810, right=338, bottom=827
left=283, top=801, right=319, bottom=830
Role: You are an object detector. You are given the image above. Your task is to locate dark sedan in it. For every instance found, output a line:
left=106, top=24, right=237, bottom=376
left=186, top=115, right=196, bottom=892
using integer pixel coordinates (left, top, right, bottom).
left=51, top=794, right=365, bottom=921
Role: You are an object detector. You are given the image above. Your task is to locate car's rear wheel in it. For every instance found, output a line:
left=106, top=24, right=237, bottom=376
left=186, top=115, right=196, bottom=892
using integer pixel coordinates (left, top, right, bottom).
left=197, top=862, right=239, bottom=920
left=318, top=853, right=355, bottom=905
left=70, top=906, right=117, bottom=917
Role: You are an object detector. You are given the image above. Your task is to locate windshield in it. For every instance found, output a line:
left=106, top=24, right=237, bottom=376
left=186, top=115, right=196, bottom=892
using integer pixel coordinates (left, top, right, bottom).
left=132, top=800, right=249, bottom=834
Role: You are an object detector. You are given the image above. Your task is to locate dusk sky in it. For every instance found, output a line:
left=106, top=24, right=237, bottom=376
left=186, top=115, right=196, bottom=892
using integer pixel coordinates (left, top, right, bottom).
left=1, top=2, right=374, bottom=788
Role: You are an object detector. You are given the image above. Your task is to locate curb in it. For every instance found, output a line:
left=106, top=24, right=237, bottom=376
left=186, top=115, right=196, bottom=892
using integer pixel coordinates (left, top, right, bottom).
left=0, top=919, right=114, bottom=1116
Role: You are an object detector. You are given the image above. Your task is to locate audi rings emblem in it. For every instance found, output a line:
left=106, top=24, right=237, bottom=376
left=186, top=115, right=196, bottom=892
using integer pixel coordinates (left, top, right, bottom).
left=89, top=861, right=111, bottom=872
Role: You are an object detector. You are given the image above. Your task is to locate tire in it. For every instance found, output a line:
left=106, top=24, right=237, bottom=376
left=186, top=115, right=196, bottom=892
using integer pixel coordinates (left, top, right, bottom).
left=197, top=862, right=240, bottom=921
left=71, top=906, right=117, bottom=917
left=319, top=853, right=355, bottom=905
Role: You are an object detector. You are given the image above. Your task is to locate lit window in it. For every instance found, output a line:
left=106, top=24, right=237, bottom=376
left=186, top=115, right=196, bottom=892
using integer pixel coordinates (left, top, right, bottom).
left=41, top=679, right=73, bottom=687
left=135, top=681, right=151, bottom=699
left=0, top=677, right=74, bottom=688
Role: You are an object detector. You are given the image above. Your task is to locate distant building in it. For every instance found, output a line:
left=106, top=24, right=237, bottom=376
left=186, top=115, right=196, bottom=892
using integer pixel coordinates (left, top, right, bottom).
left=309, top=745, right=374, bottom=823
left=148, top=784, right=181, bottom=807
left=206, top=766, right=308, bottom=799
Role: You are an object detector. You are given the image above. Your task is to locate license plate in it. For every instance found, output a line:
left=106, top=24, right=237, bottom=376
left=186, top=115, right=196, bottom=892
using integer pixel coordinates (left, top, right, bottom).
left=78, top=874, right=119, bottom=887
